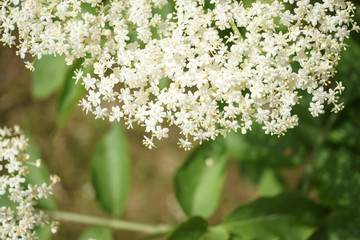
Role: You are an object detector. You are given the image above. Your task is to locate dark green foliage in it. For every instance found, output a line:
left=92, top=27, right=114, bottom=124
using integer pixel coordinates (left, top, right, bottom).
left=308, top=215, right=360, bottom=240
left=223, top=193, right=329, bottom=240
left=167, top=217, right=208, bottom=240
left=226, top=124, right=307, bottom=168
left=312, top=149, right=360, bottom=223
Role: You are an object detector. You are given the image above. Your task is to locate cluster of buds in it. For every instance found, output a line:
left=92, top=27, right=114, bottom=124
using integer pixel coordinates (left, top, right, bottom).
left=0, top=0, right=358, bottom=149
left=0, top=125, right=59, bottom=239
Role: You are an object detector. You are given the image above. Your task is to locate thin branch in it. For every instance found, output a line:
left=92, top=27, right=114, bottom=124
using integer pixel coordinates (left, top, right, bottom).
left=229, top=18, right=243, bottom=40
left=51, top=211, right=172, bottom=234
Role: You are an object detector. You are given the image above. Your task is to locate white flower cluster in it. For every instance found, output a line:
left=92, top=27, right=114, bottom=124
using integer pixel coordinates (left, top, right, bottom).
left=0, top=0, right=358, bottom=149
left=0, top=125, right=59, bottom=239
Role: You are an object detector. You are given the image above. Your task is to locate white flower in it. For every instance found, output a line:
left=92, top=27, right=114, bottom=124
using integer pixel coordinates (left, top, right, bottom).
left=24, top=61, right=35, bottom=72
left=74, top=69, right=84, bottom=84
left=143, top=136, right=156, bottom=149
left=178, top=138, right=192, bottom=150
left=0, top=125, right=59, bottom=239
left=0, top=0, right=358, bottom=149
left=309, top=101, right=325, bottom=117
left=83, top=73, right=97, bottom=90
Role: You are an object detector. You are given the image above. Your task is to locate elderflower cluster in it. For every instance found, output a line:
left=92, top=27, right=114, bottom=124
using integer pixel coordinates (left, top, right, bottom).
left=0, top=125, right=59, bottom=239
left=0, top=0, right=358, bottom=149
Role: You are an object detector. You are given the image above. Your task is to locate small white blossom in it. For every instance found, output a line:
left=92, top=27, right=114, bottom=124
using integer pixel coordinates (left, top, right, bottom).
left=0, top=0, right=358, bottom=149
left=309, top=101, right=325, bottom=117
left=178, top=138, right=192, bottom=150
left=143, top=136, right=156, bottom=149
left=0, top=125, right=59, bottom=239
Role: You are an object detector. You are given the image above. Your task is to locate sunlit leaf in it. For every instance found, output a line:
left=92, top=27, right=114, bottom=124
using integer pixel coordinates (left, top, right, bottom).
left=204, top=225, right=229, bottom=240
left=78, top=227, right=113, bottom=240
left=0, top=191, right=17, bottom=209
left=153, top=1, right=175, bottom=19
left=81, top=3, right=98, bottom=15
left=158, top=77, right=170, bottom=90
left=35, top=226, right=51, bottom=240
left=242, top=0, right=258, bottom=7
left=32, top=55, right=71, bottom=99
left=174, top=138, right=228, bottom=218
left=167, top=217, right=207, bottom=240
left=91, top=123, right=130, bottom=216
left=223, top=192, right=329, bottom=240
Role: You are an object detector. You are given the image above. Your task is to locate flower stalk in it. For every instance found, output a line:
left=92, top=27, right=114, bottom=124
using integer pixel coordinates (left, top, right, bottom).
left=229, top=18, right=243, bottom=40
left=50, top=210, right=172, bottom=234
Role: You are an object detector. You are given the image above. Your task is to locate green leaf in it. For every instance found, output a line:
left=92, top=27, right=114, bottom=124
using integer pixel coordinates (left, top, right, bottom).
left=335, top=30, right=360, bottom=104
left=158, top=77, right=170, bottom=90
left=239, top=164, right=285, bottom=196
left=223, top=192, right=329, bottom=240
left=242, top=0, right=257, bottom=7
left=153, top=1, right=175, bottom=20
left=308, top=215, right=360, bottom=240
left=32, top=55, right=71, bottom=99
left=328, top=103, right=360, bottom=151
left=204, top=226, right=229, bottom=240
left=0, top=191, right=17, bottom=210
left=167, top=217, right=208, bottom=240
left=78, top=227, right=113, bottom=240
left=252, top=167, right=284, bottom=197
left=313, top=148, right=360, bottom=223
left=56, top=64, right=89, bottom=131
left=91, top=123, right=130, bottom=216
left=35, top=226, right=51, bottom=240
left=174, top=138, right=229, bottom=218
left=81, top=3, right=98, bottom=15
left=292, top=94, right=325, bottom=149
left=25, top=132, right=57, bottom=210
left=226, top=124, right=307, bottom=168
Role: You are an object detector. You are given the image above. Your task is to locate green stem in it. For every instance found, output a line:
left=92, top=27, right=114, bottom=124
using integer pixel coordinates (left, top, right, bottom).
left=229, top=19, right=243, bottom=40
left=50, top=211, right=171, bottom=234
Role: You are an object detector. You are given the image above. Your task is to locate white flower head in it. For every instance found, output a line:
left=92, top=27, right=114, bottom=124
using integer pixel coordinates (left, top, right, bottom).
left=0, top=125, right=59, bottom=239
left=0, top=0, right=358, bottom=149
